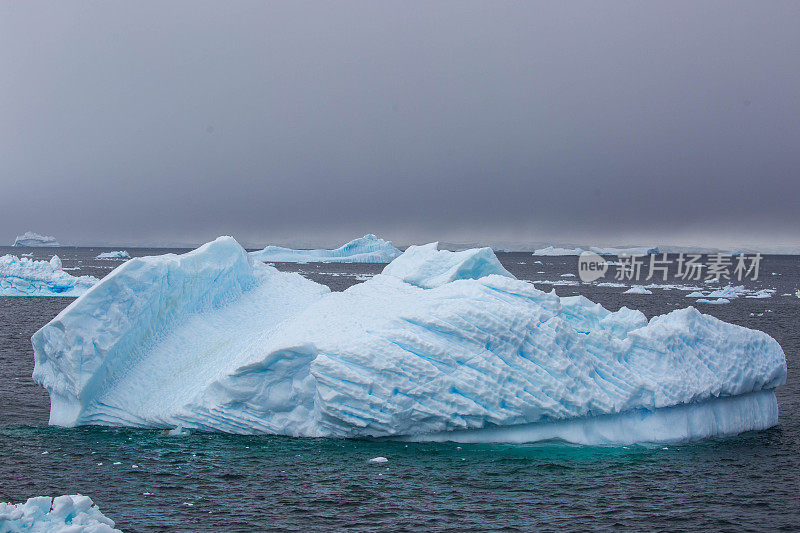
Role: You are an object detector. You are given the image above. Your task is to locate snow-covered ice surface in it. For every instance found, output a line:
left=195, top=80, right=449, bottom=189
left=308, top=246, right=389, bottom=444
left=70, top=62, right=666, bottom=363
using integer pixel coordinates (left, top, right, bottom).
left=95, top=251, right=131, bottom=260
left=1, top=255, right=98, bottom=297
left=0, top=494, right=120, bottom=532
left=12, top=232, right=60, bottom=247
left=32, top=238, right=786, bottom=445
left=249, top=234, right=401, bottom=263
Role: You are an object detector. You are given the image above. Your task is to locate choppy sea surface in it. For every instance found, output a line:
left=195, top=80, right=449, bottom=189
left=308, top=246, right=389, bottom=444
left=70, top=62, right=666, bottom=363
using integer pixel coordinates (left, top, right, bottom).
left=1, top=247, right=798, bottom=531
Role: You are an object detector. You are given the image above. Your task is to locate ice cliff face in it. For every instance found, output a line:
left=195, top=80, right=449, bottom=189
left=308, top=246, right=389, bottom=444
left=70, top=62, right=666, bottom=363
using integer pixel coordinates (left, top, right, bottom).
left=12, top=231, right=60, bottom=247
left=249, top=234, right=401, bottom=263
left=1, top=255, right=98, bottom=297
left=32, top=237, right=786, bottom=444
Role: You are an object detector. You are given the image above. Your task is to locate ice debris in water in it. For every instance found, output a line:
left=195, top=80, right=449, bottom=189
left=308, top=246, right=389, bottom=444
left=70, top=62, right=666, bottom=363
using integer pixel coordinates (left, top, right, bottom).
left=0, top=494, right=120, bottom=532
left=31, top=237, right=787, bottom=445
left=95, top=251, right=131, bottom=260
left=368, top=457, right=389, bottom=464
left=249, top=234, right=401, bottom=263
left=696, top=298, right=731, bottom=305
left=12, top=231, right=60, bottom=247
left=1, top=255, right=98, bottom=297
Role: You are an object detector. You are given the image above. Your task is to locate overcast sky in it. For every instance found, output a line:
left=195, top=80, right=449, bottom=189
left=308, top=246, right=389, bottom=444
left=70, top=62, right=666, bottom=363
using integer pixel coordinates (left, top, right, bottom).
left=2, top=1, right=798, bottom=248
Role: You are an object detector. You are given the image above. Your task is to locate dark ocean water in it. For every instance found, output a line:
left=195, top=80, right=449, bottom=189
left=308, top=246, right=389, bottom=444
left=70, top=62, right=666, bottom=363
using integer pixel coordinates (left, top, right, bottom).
left=1, top=247, right=799, bottom=531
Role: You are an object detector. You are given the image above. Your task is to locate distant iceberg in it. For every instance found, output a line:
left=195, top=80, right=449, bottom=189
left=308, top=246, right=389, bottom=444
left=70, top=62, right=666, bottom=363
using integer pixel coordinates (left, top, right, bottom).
left=32, top=237, right=786, bottom=444
left=13, top=231, right=60, bottom=247
left=249, top=234, right=401, bottom=263
left=1, top=255, right=98, bottom=297
left=532, top=245, right=658, bottom=257
left=95, top=250, right=131, bottom=260
left=590, top=246, right=659, bottom=256
left=532, top=246, right=584, bottom=256
left=0, top=494, right=120, bottom=532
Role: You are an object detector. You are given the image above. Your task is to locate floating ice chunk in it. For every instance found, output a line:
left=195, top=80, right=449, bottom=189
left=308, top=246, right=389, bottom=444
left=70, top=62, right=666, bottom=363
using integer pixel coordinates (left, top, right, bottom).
left=1, top=255, right=98, bottom=297
left=706, top=286, right=745, bottom=299
left=381, top=242, right=512, bottom=288
left=96, top=251, right=131, bottom=260
left=12, top=231, right=60, bottom=247
left=32, top=238, right=787, bottom=445
left=249, top=234, right=401, bottom=263
left=0, top=494, right=120, bottom=532
left=368, top=457, right=388, bottom=463
left=532, top=246, right=584, bottom=256
left=746, top=289, right=774, bottom=299
left=560, top=273, right=576, bottom=278
left=685, top=291, right=706, bottom=298
left=696, top=298, right=731, bottom=304
left=624, top=285, right=653, bottom=295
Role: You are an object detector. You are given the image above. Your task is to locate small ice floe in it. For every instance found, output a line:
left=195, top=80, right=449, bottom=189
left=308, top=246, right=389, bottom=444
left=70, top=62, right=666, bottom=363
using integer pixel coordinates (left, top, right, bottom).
left=167, top=425, right=189, bottom=436
left=624, top=285, right=652, bottom=295
left=596, top=282, right=626, bottom=288
left=560, top=273, right=576, bottom=278
left=131, top=465, right=139, bottom=469
left=696, top=298, right=730, bottom=304
left=368, top=457, right=388, bottom=464
left=112, top=462, right=121, bottom=465
left=796, top=289, right=800, bottom=299
left=685, top=291, right=706, bottom=298
left=706, top=286, right=744, bottom=299
left=745, top=289, right=775, bottom=299
left=41, top=451, right=49, bottom=455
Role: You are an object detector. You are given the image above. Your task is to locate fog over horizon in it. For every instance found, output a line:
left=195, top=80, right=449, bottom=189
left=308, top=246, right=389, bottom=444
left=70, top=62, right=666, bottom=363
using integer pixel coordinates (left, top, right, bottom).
left=2, top=1, right=799, bottom=250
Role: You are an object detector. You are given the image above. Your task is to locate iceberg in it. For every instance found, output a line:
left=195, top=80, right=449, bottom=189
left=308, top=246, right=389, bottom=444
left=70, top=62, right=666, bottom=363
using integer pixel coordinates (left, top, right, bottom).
left=249, top=234, right=401, bottom=263
left=532, top=246, right=584, bottom=256
left=32, top=237, right=786, bottom=445
left=0, top=494, right=120, bottom=532
left=12, top=231, right=60, bottom=247
left=590, top=246, right=659, bottom=256
left=1, top=255, right=98, bottom=297
left=95, top=251, right=131, bottom=260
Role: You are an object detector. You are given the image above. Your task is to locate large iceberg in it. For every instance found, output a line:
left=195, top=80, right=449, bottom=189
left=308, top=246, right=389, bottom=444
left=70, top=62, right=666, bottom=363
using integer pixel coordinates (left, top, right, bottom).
left=249, top=234, right=401, bottom=263
left=0, top=494, right=120, bottom=532
left=1, top=255, right=98, bottom=297
left=12, top=231, right=60, bottom=247
left=32, top=237, right=786, bottom=444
